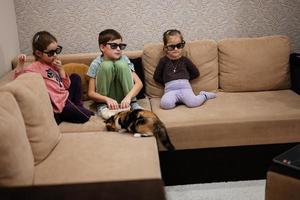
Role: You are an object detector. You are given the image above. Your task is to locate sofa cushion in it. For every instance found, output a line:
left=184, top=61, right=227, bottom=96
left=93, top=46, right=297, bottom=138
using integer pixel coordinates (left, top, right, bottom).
left=0, top=92, right=34, bottom=186
left=142, top=40, right=218, bottom=98
left=218, top=35, right=291, bottom=92
left=151, top=90, right=300, bottom=150
left=130, top=57, right=146, bottom=99
left=62, top=63, right=90, bottom=100
left=0, top=73, right=61, bottom=164
left=34, top=132, right=161, bottom=185
left=0, top=71, right=13, bottom=87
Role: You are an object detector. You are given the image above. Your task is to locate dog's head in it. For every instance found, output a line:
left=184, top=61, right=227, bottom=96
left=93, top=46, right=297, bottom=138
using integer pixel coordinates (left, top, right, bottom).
left=105, top=110, right=132, bottom=131
left=105, top=115, right=117, bottom=131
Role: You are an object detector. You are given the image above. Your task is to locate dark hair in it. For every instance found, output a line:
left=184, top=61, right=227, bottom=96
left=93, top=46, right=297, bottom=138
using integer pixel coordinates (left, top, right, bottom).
left=98, top=29, right=122, bottom=46
left=163, top=29, right=184, bottom=45
left=32, top=31, right=57, bottom=60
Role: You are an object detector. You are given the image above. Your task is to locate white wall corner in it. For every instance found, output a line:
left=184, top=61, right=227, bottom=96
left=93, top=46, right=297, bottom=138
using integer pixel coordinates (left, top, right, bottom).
left=0, top=0, right=20, bottom=78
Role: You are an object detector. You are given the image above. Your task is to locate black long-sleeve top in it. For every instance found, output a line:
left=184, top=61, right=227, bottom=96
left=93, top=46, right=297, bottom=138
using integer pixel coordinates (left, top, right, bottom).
left=153, top=56, right=200, bottom=85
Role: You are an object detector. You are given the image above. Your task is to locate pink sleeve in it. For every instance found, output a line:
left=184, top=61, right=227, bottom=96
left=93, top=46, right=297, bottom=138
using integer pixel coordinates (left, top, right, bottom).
left=62, top=73, right=71, bottom=89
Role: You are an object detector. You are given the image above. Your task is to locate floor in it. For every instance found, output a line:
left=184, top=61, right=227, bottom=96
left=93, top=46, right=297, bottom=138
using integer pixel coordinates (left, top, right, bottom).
left=165, top=179, right=266, bottom=200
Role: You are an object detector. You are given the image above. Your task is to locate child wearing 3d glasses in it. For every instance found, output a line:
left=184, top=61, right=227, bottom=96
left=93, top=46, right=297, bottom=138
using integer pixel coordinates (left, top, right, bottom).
left=14, top=31, right=94, bottom=124
left=153, top=29, right=216, bottom=109
left=87, top=29, right=143, bottom=119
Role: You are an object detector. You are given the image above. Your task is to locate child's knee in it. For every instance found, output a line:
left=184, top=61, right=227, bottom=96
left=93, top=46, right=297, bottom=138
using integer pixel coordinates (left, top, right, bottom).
left=184, top=98, right=204, bottom=108
left=70, top=73, right=81, bottom=82
left=114, top=60, right=128, bottom=71
left=160, top=99, right=176, bottom=110
left=69, top=73, right=82, bottom=88
left=185, top=100, right=200, bottom=108
left=100, top=61, right=114, bottom=71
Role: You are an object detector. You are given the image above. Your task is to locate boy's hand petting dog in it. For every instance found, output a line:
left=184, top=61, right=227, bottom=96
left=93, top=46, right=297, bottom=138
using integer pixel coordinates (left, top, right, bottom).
left=106, top=97, right=120, bottom=110
left=120, top=96, right=131, bottom=109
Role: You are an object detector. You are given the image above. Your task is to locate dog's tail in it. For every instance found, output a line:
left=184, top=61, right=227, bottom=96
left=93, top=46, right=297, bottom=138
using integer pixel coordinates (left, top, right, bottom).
left=153, top=121, right=175, bottom=151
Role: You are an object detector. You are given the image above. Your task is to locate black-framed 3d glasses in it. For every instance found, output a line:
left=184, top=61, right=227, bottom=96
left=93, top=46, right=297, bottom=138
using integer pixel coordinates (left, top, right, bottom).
left=106, top=43, right=127, bottom=50
left=165, top=41, right=185, bottom=51
left=43, top=45, right=63, bottom=57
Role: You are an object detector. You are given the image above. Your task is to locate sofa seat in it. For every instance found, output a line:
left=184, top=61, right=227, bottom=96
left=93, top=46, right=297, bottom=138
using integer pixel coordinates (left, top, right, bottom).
left=151, top=90, right=300, bottom=150
left=59, top=97, right=152, bottom=133
left=34, top=131, right=161, bottom=185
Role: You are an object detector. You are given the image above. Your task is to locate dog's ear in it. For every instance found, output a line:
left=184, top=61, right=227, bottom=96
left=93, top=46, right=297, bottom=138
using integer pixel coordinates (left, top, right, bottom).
left=105, top=116, right=116, bottom=131
left=104, top=116, right=113, bottom=124
left=105, top=115, right=116, bottom=126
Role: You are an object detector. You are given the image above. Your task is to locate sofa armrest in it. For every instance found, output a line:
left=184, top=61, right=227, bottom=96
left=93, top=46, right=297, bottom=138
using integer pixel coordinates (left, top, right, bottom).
left=290, top=53, right=300, bottom=94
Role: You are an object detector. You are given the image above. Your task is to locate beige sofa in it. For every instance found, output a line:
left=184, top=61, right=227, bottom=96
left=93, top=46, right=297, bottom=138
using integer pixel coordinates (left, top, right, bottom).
left=1, top=35, right=300, bottom=197
left=0, top=52, right=164, bottom=199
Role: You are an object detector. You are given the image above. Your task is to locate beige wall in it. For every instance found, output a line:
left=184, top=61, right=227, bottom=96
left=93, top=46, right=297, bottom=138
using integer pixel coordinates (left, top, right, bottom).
left=0, top=0, right=19, bottom=78
left=14, top=0, right=300, bottom=55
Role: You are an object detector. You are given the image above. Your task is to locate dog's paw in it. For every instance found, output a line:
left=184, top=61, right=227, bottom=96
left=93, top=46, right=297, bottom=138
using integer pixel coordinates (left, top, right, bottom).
left=134, top=133, right=142, bottom=137
left=118, top=129, right=127, bottom=133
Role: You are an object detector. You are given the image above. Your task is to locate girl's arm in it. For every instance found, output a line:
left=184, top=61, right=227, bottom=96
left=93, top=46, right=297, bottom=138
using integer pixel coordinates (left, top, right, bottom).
left=153, top=59, right=165, bottom=84
left=120, top=72, right=143, bottom=109
left=53, top=59, right=66, bottom=79
left=186, top=58, right=200, bottom=80
left=52, top=59, right=70, bottom=88
left=14, top=54, right=26, bottom=79
left=87, top=78, right=119, bottom=110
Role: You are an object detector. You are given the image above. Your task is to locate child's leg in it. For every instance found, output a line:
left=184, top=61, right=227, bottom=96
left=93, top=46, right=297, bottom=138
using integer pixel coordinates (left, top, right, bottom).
left=115, top=62, right=143, bottom=109
left=68, top=73, right=94, bottom=116
left=180, top=89, right=206, bottom=108
left=68, top=73, right=83, bottom=106
left=114, top=60, right=138, bottom=104
left=59, top=100, right=91, bottom=123
left=96, top=61, right=115, bottom=98
left=160, top=90, right=180, bottom=109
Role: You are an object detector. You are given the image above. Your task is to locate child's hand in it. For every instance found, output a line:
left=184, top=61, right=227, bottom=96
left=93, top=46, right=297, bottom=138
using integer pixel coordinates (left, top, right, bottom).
left=16, top=54, right=26, bottom=69
left=120, top=96, right=131, bottom=109
left=53, top=59, right=67, bottom=78
left=52, top=59, right=62, bottom=70
left=18, top=54, right=26, bottom=64
left=106, top=97, right=119, bottom=110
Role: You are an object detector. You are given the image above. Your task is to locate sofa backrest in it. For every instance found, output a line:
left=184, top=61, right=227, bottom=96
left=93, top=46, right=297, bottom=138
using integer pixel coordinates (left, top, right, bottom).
left=0, top=92, right=34, bottom=186
left=0, top=73, right=61, bottom=165
left=8, top=35, right=291, bottom=99
left=11, top=51, right=143, bottom=68
left=142, top=40, right=219, bottom=98
left=218, top=35, right=291, bottom=92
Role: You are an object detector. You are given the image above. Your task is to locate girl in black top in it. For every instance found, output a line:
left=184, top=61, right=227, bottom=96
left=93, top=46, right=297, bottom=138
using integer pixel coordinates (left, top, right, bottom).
left=154, top=29, right=216, bottom=109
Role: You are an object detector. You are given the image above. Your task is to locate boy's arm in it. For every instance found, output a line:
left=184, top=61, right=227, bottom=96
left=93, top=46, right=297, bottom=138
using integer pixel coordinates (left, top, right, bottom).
left=120, top=72, right=143, bottom=109
left=87, top=78, right=119, bottom=109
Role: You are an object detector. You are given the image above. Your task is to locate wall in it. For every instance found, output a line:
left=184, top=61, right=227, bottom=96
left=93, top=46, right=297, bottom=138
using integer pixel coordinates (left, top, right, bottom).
left=0, top=0, right=20, bottom=77
left=15, top=0, right=300, bottom=55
